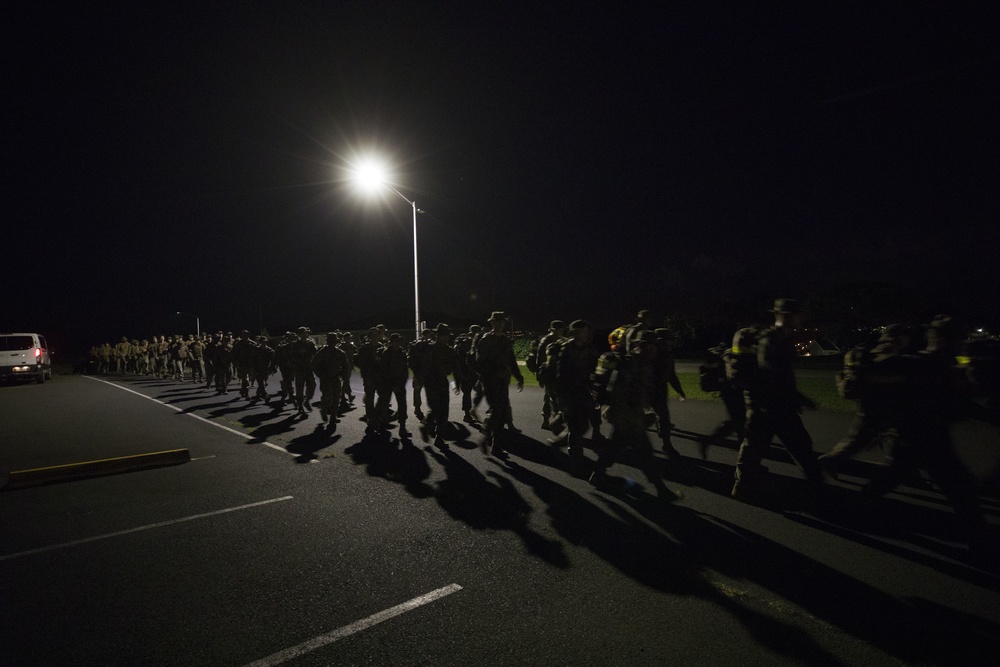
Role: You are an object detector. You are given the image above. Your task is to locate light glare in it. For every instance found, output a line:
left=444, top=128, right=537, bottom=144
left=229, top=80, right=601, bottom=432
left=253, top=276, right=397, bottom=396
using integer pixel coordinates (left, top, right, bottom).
left=353, top=158, right=388, bottom=194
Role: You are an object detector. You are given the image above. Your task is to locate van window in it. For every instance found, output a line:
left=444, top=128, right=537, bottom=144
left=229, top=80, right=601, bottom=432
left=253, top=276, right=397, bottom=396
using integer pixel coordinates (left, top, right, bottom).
left=1, top=336, right=34, bottom=351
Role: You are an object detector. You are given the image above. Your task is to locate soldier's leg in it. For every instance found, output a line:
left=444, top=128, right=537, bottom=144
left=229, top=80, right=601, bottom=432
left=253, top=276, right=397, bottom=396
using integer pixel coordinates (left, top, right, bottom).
left=255, top=372, right=268, bottom=400
left=818, top=411, right=881, bottom=474
left=412, top=377, right=425, bottom=420
left=651, top=395, right=680, bottom=460
left=305, top=374, right=316, bottom=408
left=732, top=408, right=776, bottom=497
left=774, top=410, right=822, bottom=484
left=363, top=377, right=378, bottom=426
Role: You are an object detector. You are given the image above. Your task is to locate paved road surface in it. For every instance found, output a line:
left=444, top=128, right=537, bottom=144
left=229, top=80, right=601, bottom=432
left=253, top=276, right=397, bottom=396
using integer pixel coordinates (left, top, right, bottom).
left=2, top=372, right=999, bottom=666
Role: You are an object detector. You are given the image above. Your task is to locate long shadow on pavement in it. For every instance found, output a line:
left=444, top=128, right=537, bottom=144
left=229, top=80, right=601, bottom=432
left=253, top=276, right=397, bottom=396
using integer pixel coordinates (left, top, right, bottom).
left=501, top=459, right=1000, bottom=667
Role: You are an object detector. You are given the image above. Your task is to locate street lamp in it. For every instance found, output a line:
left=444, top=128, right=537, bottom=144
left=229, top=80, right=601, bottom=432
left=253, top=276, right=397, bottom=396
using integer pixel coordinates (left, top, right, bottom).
left=351, top=158, right=422, bottom=342
left=176, top=311, right=200, bottom=337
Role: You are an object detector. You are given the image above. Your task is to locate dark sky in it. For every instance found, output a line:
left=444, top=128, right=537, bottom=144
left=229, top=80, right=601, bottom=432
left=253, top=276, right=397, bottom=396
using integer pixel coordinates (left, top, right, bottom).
left=4, top=2, right=997, bottom=349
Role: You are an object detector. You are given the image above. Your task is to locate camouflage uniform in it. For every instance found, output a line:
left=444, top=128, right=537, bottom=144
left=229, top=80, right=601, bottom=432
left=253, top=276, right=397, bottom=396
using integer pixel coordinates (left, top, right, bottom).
left=339, top=332, right=358, bottom=407
left=273, top=333, right=296, bottom=406
left=592, top=331, right=675, bottom=499
left=187, top=335, right=205, bottom=383
left=312, top=332, right=350, bottom=426
left=732, top=300, right=822, bottom=501
left=650, top=328, right=686, bottom=459
left=376, top=333, right=411, bottom=433
left=407, top=330, right=433, bottom=421
left=251, top=335, right=274, bottom=401
left=475, top=312, right=524, bottom=453
left=555, top=320, right=599, bottom=472
left=422, top=324, right=461, bottom=441
left=230, top=331, right=256, bottom=399
left=535, top=320, right=566, bottom=428
left=453, top=325, right=482, bottom=423
left=208, top=333, right=232, bottom=394
left=289, top=327, right=317, bottom=412
left=356, top=328, right=386, bottom=429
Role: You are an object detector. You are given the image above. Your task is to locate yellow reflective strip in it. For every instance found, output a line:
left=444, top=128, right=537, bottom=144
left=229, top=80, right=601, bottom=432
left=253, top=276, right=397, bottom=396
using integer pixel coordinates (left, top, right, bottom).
left=956, top=356, right=971, bottom=366
left=732, top=347, right=743, bottom=354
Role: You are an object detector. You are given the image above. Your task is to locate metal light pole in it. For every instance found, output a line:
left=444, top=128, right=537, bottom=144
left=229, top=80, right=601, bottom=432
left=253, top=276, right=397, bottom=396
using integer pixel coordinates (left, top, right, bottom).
left=176, top=311, right=200, bottom=337
left=351, top=159, right=423, bottom=342
left=385, top=186, right=421, bottom=343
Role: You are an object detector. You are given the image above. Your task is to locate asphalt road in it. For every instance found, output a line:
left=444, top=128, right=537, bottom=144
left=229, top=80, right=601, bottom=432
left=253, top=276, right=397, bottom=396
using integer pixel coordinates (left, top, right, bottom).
left=1, top=371, right=999, bottom=666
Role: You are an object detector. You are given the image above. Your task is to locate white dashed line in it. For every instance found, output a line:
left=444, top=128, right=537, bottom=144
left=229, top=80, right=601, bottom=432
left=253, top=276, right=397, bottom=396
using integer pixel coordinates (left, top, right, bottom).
left=0, top=496, right=294, bottom=562
left=84, top=376, right=292, bottom=455
left=243, top=583, right=464, bottom=667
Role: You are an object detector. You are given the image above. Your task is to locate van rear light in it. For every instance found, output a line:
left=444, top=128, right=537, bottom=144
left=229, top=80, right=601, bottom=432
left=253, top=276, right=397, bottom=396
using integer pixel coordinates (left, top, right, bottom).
left=35, top=348, right=41, bottom=360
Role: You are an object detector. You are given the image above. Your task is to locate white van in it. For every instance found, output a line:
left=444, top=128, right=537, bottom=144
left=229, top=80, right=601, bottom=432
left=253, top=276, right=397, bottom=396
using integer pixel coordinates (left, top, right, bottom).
left=0, top=333, right=52, bottom=383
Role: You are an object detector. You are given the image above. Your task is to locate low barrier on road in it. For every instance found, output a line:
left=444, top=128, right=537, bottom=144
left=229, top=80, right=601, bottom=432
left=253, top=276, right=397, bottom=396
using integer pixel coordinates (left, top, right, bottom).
left=1, top=449, right=191, bottom=491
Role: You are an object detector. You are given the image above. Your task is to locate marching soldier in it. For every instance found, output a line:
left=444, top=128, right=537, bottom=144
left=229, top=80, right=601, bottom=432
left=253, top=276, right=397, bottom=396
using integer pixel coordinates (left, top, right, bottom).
left=454, top=324, right=482, bottom=424
left=231, top=330, right=256, bottom=400
left=290, top=327, right=317, bottom=413
left=376, top=333, right=411, bottom=435
left=356, top=327, right=386, bottom=430
left=421, top=323, right=461, bottom=444
left=407, top=329, right=433, bottom=422
left=536, top=320, right=566, bottom=430
left=313, top=332, right=350, bottom=428
left=592, top=329, right=678, bottom=500
left=555, top=320, right=599, bottom=475
left=651, top=328, right=687, bottom=460
left=251, top=335, right=274, bottom=402
left=731, top=299, right=823, bottom=502
left=475, top=311, right=524, bottom=456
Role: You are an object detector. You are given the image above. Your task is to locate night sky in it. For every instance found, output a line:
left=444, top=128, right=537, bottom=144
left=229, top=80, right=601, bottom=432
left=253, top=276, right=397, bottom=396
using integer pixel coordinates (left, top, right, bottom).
left=4, top=2, right=997, bottom=352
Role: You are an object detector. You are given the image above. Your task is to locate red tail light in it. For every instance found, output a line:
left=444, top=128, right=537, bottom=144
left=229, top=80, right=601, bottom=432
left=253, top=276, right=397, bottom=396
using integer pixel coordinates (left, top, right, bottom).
left=35, top=348, right=42, bottom=360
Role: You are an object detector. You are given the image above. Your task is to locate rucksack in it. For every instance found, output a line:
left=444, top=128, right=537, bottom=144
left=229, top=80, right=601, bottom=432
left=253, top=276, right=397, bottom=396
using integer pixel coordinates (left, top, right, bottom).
left=724, top=327, right=763, bottom=392
left=535, top=338, right=564, bottom=387
left=699, top=343, right=728, bottom=392
left=836, top=344, right=870, bottom=401
left=525, top=337, right=541, bottom=374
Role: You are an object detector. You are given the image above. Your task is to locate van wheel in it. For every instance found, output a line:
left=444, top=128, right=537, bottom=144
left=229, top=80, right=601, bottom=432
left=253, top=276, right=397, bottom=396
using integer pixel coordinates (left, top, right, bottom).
left=36, top=373, right=45, bottom=384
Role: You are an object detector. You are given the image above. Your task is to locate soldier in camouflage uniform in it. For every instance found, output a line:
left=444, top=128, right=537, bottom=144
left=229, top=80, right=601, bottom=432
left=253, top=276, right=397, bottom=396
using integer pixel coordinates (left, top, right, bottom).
left=555, top=320, right=599, bottom=475
left=290, top=327, right=318, bottom=413
left=421, top=323, right=461, bottom=444
left=312, top=332, right=350, bottom=428
left=209, top=332, right=232, bottom=394
left=407, top=329, right=434, bottom=422
left=251, top=335, right=274, bottom=402
left=650, top=328, right=687, bottom=460
left=273, top=332, right=296, bottom=407
left=535, top=320, right=566, bottom=429
left=113, top=336, right=130, bottom=374
left=454, top=324, right=482, bottom=424
left=187, top=334, right=205, bottom=383
left=475, top=311, right=524, bottom=456
left=731, top=299, right=823, bottom=502
left=376, top=333, right=411, bottom=435
left=231, top=330, right=256, bottom=400
left=356, top=327, right=386, bottom=431
left=592, top=330, right=678, bottom=500
left=339, top=331, right=357, bottom=408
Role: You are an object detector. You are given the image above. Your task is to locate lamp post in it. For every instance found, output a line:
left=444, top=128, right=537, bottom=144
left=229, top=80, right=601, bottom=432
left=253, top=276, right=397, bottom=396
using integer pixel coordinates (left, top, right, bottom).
left=176, top=311, right=200, bottom=337
left=352, top=160, right=422, bottom=342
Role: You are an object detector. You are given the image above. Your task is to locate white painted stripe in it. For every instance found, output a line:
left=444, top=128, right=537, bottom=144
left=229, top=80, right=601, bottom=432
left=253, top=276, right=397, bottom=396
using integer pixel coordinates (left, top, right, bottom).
left=244, top=584, right=463, bottom=667
left=0, top=496, right=293, bottom=562
left=189, top=455, right=217, bottom=461
left=83, top=376, right=292, bottom=455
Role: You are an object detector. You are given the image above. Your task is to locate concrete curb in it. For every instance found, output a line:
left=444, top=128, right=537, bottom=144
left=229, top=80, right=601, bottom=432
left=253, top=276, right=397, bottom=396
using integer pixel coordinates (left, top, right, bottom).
left=2, top=449, right=191, bottom=491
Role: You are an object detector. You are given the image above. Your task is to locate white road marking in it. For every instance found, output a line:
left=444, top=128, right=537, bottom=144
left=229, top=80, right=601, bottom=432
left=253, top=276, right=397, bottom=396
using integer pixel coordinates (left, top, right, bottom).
left=190, top=455, right=217, bottom=461
left=244, top=583, right=464, bottom=667
left=0, top=496, right=293, bottom=562
left=83, top=376, right=292, bottom=455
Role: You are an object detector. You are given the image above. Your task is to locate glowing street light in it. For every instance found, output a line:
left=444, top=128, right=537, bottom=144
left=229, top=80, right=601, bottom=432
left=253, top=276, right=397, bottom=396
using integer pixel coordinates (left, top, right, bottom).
left=176, top=311, right=200, bottom=337
left=350, top=158, right=422, bottom=341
